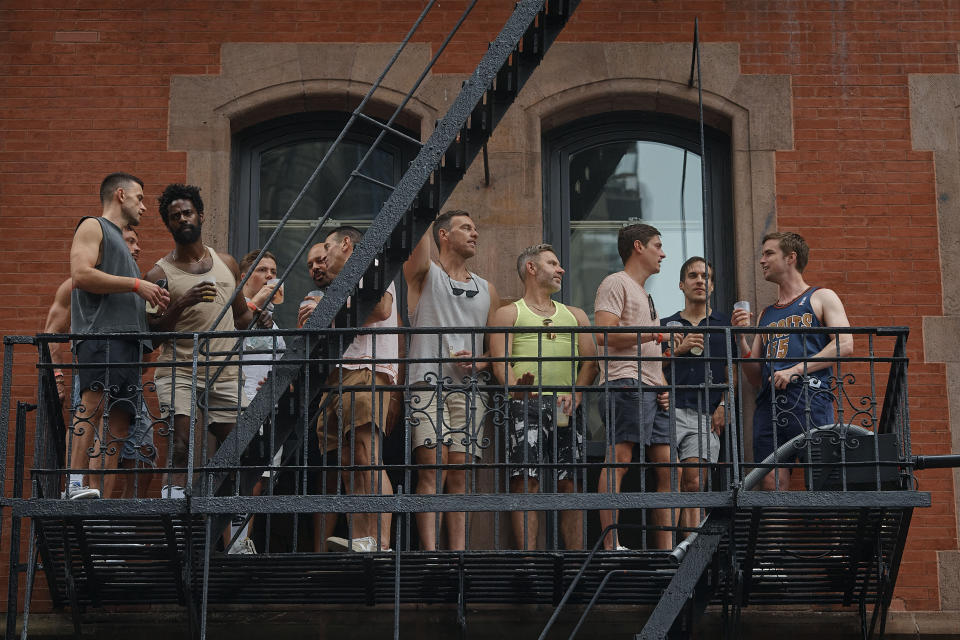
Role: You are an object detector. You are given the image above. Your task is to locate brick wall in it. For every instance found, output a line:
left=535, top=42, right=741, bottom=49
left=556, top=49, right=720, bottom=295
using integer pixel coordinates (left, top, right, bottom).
left=1, top=0, right=957, bottom=616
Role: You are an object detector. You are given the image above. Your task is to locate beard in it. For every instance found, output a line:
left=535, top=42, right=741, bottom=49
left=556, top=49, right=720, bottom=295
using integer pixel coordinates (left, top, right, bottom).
left=172, top=224, right=201, bottom=245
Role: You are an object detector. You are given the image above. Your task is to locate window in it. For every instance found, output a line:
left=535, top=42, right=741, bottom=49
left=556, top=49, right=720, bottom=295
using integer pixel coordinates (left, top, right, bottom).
left=543, top=112, right=734, bottom=318
left=232, top=112, right=419, bottom=327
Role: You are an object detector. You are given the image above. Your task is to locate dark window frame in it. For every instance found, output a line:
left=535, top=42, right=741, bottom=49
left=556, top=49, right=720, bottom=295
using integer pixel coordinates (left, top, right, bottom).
left=231, top=111, right=420, bottom=323
left=542, top=111, right=735, bottom=311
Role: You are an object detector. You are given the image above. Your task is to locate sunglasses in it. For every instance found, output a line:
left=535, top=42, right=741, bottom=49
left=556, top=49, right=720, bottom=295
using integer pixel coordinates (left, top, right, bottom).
left=447, top=273, right=480, bottom=298
left=647, top=293, right=657, bottom=321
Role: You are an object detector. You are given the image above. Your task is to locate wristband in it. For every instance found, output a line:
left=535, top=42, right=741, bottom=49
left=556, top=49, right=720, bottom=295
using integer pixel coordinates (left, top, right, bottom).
left=132, top=278, right=140, bottom=293
left=742, top=350, right=752, bottom=358
left=655, top=332, right=664, bottom=345
left=247, top=301, right=259, bottom=312
left=53, top=368, right=64, bottom=378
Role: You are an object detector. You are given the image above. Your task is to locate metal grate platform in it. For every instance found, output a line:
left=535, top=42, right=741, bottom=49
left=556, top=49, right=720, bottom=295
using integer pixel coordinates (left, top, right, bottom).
left=29, top=506, right=911, bottom=614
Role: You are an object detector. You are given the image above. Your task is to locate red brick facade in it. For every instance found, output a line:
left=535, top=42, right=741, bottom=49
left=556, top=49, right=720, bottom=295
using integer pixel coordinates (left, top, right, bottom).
left=2, top=0, right=958, bottom=625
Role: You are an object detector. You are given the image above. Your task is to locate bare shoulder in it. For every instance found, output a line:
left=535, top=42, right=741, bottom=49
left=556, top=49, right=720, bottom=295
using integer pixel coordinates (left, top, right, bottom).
left=811, top=287, right=845, bottom=307
left=144, top=264, right=167, bottom=284
left=811, top=287, right=849, bottom=325
left=218, top=250, right=240, bottom=272
left=566, top=304, right=592, bottom=326
left=72, top=217, right=103, bottom=242
left=492, top=301, right=518, bottom=326
left=486, top=279, right=501, bottom=305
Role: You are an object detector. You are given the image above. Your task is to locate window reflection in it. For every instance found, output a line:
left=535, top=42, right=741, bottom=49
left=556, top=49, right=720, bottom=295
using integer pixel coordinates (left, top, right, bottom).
left=234, top=114, right=415, bottom=328
left=568, top=141, right=704, bottom=318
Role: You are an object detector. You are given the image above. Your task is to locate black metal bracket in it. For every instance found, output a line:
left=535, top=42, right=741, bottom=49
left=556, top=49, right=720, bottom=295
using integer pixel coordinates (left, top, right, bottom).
left=636, top=515, right=728, bottom=640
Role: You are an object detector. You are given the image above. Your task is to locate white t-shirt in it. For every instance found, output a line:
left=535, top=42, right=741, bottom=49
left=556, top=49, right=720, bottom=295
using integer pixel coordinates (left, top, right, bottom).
left=341, top=281, right=399, bottom=383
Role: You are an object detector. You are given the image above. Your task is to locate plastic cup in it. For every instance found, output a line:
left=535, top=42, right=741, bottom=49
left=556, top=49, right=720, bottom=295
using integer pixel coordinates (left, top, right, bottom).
left=201, top=277, right=216, bottom=302
left=734, top=300, right=751, bottom=314
left=664, top=321, right=683, bottom=351
left=448, top=334, right=469, bottom=358
left=298, top=290, right=324, bottom=327
left=555, top=396, right=570, bottom=427
left=267, top=278, right=284, bottom=305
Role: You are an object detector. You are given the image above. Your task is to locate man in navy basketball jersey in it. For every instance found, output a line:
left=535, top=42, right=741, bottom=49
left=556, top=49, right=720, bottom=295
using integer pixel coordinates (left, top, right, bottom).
left=733, top=232, right=853, bottom=490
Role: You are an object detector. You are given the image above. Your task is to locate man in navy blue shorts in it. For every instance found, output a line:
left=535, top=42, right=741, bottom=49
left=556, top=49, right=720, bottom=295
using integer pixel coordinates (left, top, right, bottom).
left=733, top=232, right=852, bottom=490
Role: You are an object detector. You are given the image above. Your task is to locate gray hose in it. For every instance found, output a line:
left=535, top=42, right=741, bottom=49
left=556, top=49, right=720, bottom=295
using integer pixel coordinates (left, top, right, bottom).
left=671, top=423, right=874, bottom=563
left=741, top=423, right=873, bottom=491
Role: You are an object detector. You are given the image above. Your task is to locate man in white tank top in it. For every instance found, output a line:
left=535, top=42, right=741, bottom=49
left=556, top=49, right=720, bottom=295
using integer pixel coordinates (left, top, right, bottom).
left=403, top=210, right=501, bottom=551
left=145, top=183, right=261, bottom=500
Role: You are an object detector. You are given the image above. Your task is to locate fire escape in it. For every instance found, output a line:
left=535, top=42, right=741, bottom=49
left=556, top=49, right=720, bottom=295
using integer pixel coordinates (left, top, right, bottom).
left=2, top=2, right=956, bottom=639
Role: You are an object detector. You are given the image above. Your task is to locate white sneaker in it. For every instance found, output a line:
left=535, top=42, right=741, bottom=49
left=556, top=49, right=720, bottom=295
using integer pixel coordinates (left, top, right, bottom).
left=326, top=535, right=385, bottom=552
left=63, top=482, right=100, bottom=500
left=228, top=537, right=257, bottom=555
left=162, top=485, right=185, bottom=499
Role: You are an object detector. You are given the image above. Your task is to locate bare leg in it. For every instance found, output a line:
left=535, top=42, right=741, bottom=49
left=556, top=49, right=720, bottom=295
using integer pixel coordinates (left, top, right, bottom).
left=69, top=388, right=104, bottom=491
left=597, top=441, right=634, bottom=550
left=208, top=421, right=239, bottom=548
left=341, top=424, right=393, bottom=549
left=509, top=476, right=540, bottom=550
left=679, top=460, right=706, bottom=533
left=414, top=444, right=448, bottom=550
left=85, top=396, right=132, bottom=499
left=313, top=469, right=339, bottom=552
left=647, top=443, right=674, bottom=550
left=557, top=478, right=584, bottom=550
left=118, top=457, right=146, bottom=499
left=444, top=451, right=471, bottom=550
left=169, top=414, right=193, bottom=489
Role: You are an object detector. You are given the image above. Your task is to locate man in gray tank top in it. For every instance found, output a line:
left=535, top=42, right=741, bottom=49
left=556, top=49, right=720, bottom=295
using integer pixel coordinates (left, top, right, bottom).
left=403, top=210, right=500, bottom=551
left=68, top=173, right=169, bottom=499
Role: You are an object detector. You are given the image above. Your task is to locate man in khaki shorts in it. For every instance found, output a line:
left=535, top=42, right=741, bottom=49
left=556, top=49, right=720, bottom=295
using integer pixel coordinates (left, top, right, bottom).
left=315, top=226, right=397, bottom=553
left=403, top=210, right=500, bottom=551
left=145, top=183, right=259, bottom=499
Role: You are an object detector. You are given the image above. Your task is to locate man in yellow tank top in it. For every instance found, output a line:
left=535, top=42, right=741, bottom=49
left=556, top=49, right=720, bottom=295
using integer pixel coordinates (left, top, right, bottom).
left=490, top=244, right=597, bottom=550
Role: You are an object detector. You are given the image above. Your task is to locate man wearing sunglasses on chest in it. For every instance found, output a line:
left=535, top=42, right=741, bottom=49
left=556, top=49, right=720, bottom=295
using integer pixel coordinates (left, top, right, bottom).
left=403, top=210, right=501, bottom=551
left=490, top=244, right=597, bottom=550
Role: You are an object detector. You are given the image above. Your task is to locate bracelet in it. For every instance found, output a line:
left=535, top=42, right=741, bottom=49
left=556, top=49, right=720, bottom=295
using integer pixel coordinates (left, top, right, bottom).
left=663, top=348, right=672, bottom=358
left=132, top=278, right=140, bottom=293
left=655, top=332, right=664, bottom=345
left=742, top=350, right=752, bottom=358
left=247, top=301, right=259, bottom=312
left=53, top=369, right=64, bottom=378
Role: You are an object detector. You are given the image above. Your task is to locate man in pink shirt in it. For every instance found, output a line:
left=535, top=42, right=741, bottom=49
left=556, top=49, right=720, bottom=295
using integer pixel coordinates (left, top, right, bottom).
left=594, top=223, right=670, bottom=550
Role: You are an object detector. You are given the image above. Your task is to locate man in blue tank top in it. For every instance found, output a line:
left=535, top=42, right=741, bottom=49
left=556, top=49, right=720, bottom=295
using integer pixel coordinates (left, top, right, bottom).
left=733, top=232, right=853, bottom=490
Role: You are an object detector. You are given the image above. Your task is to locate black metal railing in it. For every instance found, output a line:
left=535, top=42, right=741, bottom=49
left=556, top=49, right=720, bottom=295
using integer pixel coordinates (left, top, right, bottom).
left=2, top=324, right=915, bottom=554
